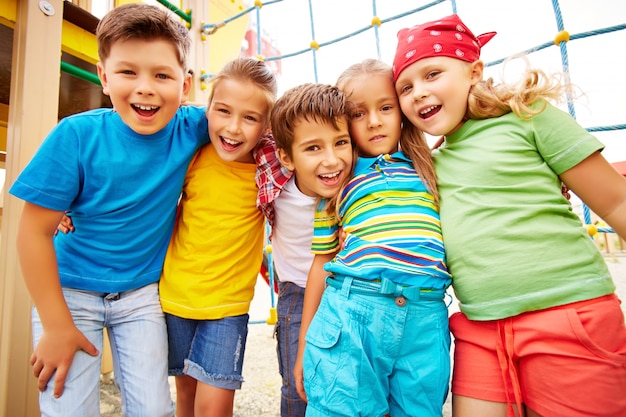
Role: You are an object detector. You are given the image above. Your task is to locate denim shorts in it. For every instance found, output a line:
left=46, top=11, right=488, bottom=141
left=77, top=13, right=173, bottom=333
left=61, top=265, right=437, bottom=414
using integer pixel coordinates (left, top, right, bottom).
left=31, top=283, right=174, bottom=417
left=303, top=279, right=450, bottom=417
left=166, top=313, right=249, bottom=390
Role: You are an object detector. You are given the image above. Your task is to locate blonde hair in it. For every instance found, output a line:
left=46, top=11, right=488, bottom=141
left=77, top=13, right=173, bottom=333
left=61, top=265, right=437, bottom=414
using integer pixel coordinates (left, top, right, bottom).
left=468, top=59, right=574, bottom=120
left=209, top=58, right=278, bottom=123
left=97, top=3, right=191, bottom=72
left=336, top=59, right=439, bottom=203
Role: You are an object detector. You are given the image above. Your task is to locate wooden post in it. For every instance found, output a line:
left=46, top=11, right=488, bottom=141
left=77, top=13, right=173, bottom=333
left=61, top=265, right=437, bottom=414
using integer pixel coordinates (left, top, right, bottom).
left=0, top=1, right=63, bottom=416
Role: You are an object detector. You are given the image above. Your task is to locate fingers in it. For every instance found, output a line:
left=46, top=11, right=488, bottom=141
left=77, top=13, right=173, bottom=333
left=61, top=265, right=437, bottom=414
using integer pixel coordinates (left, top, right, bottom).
left=51, top=366, right=68, bottom=398
left=80, top=338, right=99, bottom=357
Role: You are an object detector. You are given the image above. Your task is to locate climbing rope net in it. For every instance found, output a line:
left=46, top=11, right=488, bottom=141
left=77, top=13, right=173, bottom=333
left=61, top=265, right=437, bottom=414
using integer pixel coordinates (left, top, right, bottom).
left=198, top=0, right=625, bottom=232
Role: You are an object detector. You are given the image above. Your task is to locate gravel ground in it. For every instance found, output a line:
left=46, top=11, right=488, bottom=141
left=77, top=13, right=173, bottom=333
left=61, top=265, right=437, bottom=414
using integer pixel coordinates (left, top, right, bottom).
left=101, top=253, right=626, bottom=417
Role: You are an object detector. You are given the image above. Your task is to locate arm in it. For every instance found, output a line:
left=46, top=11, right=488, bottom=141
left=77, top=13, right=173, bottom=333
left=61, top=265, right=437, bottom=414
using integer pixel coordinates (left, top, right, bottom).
left=16, top=202, right=98, bottom=397
left=560, top=151, right=626, bottom=240
left=294, top=252, right=335, bottom=401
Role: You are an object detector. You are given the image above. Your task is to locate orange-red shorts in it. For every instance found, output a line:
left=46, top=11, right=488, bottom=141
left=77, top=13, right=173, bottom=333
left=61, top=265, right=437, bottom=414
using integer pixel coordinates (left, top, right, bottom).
left=450, top=294, right=626, bottom=417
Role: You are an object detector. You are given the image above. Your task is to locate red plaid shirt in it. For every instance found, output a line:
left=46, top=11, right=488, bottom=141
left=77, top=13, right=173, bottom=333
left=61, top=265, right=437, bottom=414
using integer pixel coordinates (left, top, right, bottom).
left=253, top=133, right=292, bottom=229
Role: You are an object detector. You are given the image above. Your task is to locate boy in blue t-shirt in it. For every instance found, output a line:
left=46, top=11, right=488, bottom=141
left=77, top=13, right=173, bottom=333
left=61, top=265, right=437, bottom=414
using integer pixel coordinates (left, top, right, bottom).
left=8, top=4, right=208, bottom=416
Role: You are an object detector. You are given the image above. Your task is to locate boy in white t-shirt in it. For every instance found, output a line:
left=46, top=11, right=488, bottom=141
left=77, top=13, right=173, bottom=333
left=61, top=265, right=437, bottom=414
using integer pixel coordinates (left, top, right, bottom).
left=260, top=83, right=353, bottom=417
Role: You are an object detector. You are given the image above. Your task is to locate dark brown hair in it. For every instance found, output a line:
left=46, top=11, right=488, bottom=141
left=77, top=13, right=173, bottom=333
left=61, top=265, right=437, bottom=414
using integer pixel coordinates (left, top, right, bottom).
left=271, top=83, right=349, bottom=158
left=96, top=3, right=191, bottom=72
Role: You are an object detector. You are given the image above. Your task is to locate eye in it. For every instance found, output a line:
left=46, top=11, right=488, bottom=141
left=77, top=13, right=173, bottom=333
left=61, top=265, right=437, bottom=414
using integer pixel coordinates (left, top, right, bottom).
left=305, top=145, right=321, bottom=152
left=399, top=84, right=412, bottom=95
left=426, top=70, right=441, bottom=79
left=351, top=111, right=365, bottom=119
left=336, top=139, right=350, bottom=147
left=244, top=115, right=260, bottom=122
left=156, top=73, right=169, bottom=80
left=381, top=104, right=393, bottom=112
left=120, top=70, right=135, bottom=75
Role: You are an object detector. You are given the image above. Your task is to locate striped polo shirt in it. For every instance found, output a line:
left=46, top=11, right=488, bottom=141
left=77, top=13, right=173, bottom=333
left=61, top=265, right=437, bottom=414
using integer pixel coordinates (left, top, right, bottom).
left=312, top=152, right=451, bottom=289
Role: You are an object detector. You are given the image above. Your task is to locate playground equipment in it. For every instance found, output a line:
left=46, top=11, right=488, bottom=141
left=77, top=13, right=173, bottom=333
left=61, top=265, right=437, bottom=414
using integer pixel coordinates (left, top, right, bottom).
left=0, top=1, right=624, bottom=416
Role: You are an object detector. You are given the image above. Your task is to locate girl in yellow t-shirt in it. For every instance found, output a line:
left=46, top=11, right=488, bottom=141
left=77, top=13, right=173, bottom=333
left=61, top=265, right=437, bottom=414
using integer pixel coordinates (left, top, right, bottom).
left=159, top=57, right=278, bottom=417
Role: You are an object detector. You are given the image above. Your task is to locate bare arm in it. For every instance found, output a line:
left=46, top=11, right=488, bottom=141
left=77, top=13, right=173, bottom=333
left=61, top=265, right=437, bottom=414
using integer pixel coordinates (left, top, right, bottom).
left=16, top=202, right=98, bottom=397
left=294, top=252, right=335, bottom=401
left=560, top=151, right=626, bottom=240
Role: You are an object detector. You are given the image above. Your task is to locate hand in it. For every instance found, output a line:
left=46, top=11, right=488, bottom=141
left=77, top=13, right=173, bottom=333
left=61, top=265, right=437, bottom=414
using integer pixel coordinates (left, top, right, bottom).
left=55, top=213, right=75, bottom=235
left=30, top=326, right=98, bottom=398
left=293, top=354, right=307, bottom=402
left=338, top=226, right=347, bottom=251
left=561, top=184, right=571, bottom=201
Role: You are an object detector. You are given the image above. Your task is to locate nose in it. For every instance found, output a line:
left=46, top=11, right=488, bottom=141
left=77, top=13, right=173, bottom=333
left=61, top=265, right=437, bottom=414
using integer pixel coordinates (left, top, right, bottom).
left=367, top=112, right=382, bottom=129
left=412, top=84, right=428, bottom=101
left=226, top=116, right=242, bottom=134
left=135, top=75, right=155, bottom=96
left=322, top=147, right=339, bottom=166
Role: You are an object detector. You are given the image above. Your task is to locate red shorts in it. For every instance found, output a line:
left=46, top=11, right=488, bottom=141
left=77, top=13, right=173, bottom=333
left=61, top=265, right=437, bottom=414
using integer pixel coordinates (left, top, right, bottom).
left=450, top=294, right=626, bottom=417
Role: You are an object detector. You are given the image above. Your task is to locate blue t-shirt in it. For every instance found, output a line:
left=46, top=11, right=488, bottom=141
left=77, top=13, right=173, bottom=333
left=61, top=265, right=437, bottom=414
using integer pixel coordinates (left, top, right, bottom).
left=9, top=106, right=209, bottom=293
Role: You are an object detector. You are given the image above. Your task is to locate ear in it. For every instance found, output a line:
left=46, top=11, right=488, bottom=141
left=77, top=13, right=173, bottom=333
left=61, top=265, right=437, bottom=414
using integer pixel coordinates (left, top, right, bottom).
left=276, top=147, right=295, bottom=171
left=96, top=62, right=110, bottom=96
left=469, top=60, right=484, bottom=86
left=181, top=71, right=193, bottom=103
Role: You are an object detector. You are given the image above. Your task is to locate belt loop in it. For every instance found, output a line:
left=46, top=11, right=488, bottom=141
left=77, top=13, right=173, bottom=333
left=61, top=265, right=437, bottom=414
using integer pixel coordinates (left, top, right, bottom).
left=340, top=276, right=353, bottom=300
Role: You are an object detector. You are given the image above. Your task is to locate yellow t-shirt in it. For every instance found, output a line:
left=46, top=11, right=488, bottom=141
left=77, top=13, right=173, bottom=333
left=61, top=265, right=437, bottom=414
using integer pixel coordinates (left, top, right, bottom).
left=160, top=144, right=264, bottom=319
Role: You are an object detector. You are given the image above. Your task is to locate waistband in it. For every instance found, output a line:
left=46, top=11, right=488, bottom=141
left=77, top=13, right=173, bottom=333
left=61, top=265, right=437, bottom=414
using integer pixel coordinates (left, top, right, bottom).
left=326, top=275, right=446, bottom=301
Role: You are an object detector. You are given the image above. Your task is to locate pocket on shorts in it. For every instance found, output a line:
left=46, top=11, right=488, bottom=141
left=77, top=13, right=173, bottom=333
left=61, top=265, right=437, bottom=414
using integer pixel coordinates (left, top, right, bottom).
left=306, top=312, right=342, bottom=350
left=565, top=301, right=626, bottom=363
left=303, top=313, right=344, bottom=405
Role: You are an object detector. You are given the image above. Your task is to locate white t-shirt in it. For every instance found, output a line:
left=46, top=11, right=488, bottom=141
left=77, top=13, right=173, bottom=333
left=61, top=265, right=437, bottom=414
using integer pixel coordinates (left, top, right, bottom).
left=271, top=176, right=316, bottom=288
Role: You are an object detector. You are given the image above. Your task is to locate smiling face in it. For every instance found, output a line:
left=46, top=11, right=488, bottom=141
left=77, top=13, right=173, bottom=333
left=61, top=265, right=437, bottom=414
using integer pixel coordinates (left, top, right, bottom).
left=97, top=38, right=191, bottom=135
left=277, top=117, right=353, bottom=198
left=342, top=74, right=402, bottom=157
left=395, top=56, right=483, bottom=137
left=206, top=78, right=271, bottom=163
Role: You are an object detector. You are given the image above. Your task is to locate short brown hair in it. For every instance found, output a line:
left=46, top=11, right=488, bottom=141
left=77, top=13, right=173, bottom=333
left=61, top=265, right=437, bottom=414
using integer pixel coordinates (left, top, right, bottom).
left=96, top=3, right=191, bottom=72
left=271, top=83, right=349, bottom=157
left=208, top=58, right=278, bottom=122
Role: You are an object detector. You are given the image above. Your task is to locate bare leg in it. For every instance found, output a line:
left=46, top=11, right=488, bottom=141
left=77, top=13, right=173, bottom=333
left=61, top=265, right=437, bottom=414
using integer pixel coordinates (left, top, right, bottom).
left=452, top=395, right=520, bottom=417
left=526, top=407, right=543, bottom=417
left=194, top=381, right=236, bottom=417
left=175, top=375, right=198, bottom=417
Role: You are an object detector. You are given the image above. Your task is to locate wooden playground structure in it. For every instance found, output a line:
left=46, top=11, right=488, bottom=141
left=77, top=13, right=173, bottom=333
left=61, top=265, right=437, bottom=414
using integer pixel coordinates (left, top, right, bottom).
left=0, top=1, right=251, bottom=415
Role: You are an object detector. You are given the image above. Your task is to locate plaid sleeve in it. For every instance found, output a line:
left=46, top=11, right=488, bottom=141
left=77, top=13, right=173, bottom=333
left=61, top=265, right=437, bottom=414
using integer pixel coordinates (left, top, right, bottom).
left=254, top=133, right=293, bottom=227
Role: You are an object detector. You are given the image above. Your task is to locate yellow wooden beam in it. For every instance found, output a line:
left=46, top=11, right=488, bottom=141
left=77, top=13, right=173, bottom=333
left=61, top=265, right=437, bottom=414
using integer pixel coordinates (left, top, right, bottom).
left=62, top=20, right=99, bottom=65
left=0, top=0, right=16, bottom=28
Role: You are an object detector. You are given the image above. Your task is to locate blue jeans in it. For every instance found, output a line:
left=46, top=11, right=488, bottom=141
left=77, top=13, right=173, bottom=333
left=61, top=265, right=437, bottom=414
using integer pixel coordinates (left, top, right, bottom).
left=274, top=281, right=307, bottom=417
left=32, top=283, right=174, bottom=417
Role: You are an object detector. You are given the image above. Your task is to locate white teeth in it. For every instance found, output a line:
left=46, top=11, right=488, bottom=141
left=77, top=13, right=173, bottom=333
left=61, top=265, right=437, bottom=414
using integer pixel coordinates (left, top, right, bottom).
left=222, top=137, right=241, bottom=145
left=320, top=172, right=340, bottom=179
left=420, top=105, right=438, bottom=115
left=134, top=104, right=158, bottom=110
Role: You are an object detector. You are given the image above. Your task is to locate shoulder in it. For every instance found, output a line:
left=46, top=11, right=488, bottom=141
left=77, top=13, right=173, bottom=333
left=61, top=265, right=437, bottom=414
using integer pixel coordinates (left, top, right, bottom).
left=177, top=104, right=207, bottom=119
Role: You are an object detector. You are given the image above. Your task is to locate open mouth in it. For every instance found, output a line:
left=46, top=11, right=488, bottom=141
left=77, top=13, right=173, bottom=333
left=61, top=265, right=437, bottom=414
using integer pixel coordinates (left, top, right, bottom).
left=319, top=171, right=342, bottom=186
left=220, top=136, right=243, bottom=151
left=420, top=105, right=441, bottom=119
left=132, top=104, right=159, bottom=117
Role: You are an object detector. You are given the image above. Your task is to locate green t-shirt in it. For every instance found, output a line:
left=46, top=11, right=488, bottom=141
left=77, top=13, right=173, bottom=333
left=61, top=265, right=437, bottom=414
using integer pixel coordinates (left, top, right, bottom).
left=434, top=101, right=614, bottom=320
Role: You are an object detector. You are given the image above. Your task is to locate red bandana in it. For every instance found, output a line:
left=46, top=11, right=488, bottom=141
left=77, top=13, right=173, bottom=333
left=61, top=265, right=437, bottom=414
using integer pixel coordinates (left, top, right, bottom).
left=392, top=14, right=496, bottom=82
